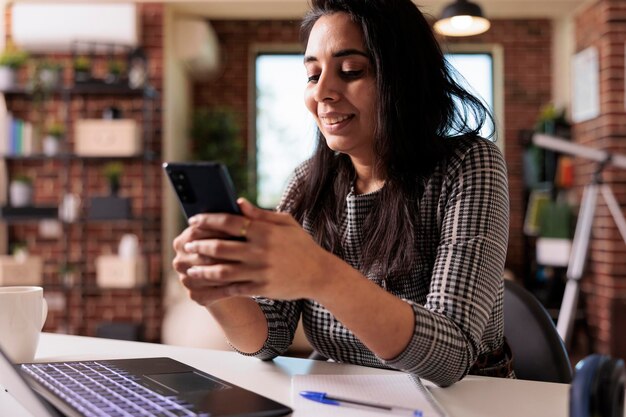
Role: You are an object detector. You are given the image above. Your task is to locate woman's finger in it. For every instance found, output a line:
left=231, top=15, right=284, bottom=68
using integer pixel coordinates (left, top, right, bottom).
left=180, top=273, right=235, bottom=289
left=182, top=277, right=263, bottom=306
left=188, top=212, right=255, bottom=240
left=184, top=238, right=260, bottom=263
left=238, top=198, right=297, bottom=226
left=186, top=263, right=265, bottom=284
left=172, top=250, right=220, bottom=273
left=185, top=285, right=238, bottom=306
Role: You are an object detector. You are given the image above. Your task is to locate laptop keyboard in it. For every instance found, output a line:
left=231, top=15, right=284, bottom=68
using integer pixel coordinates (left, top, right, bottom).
left=21, top=361, right=209, bottom=417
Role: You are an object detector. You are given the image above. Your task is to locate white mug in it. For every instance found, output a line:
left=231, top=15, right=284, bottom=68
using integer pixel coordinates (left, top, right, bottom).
left=118, top=233, right=139, bottom=258
left=0, top=286, right=48, bottom=363
left=59, top=193, right=81, bottom=223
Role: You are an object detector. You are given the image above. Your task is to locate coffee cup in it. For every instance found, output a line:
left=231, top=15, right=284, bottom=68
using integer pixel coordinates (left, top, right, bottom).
left=0, top=286, right=48, bottom=363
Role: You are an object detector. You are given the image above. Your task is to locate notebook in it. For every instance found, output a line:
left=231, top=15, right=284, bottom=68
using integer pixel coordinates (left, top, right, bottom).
left=292, top=374, right=448, bottom=417
left=0, top=344, right=292, bottom=417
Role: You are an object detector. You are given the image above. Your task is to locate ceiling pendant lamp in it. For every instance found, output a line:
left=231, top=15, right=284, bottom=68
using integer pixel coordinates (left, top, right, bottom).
left=434, top=0, right=491, bottom=37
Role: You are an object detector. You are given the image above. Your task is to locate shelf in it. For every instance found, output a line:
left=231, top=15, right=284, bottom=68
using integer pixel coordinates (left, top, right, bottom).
left=0, top=86, right=64, bottom=96
left=0, top=216, right=158, bottom=226
left=1, top=153, right=157, bottom=161
left=1, top=83, right=153, bottom=98
left=70, top=82, right=145, bottom=96
left=1, top=153, right=73, bottom=161
left=2, top=40, right=159, bottom=340
left=64, top=217, right=159, bottom=226
left=81, top=284, right=157, bottom=296
left=0, top=205, right=58, bottom=221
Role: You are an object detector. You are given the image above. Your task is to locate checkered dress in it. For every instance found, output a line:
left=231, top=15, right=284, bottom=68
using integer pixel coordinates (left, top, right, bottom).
left=238, top=137, right=509, bottom=387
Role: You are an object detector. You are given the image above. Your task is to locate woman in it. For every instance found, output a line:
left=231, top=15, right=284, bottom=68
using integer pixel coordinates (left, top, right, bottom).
left=173, top=0, right=510, bottom=387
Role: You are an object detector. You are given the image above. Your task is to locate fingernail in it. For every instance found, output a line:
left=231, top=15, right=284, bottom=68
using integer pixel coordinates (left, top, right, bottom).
left=188, top=216, right=199, bottom=225
left=184, top=242, right=196, bottom=252
left=187, top=266, right=201, bottom=276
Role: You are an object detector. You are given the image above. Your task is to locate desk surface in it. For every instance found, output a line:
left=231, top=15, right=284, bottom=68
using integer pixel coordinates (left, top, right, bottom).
left=2, top=333, right=579, bottom=417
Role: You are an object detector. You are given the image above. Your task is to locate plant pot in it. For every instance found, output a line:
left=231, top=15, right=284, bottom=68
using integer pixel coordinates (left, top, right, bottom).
left=105, top=73, right=121, bottom=85
left=74, top=70, right=91, bottom=84
left=42, top=135, right=61, bottom=156
left=39, top=68, right=61, bottom=90
left=9, top=181, right=33, bottom=207
left=108, top=180, right=120, bottom=196
left=0, top=66, right=17, bottom=91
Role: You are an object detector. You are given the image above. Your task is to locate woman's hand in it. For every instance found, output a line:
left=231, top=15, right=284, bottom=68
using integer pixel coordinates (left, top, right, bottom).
left=172, top=213, right=241, bottom=306
left=178, top=198, right=337, bottom=302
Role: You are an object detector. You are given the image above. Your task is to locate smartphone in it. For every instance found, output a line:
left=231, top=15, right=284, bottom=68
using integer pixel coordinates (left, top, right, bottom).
left=162, top=161, right=242, bottom=219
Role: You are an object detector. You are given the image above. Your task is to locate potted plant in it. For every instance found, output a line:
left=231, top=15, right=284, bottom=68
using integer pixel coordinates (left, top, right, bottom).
left=59, top=263, right=77, bottom=287
left=73, top=55, right=92, bottom=83
left=10, top=241, right=29, bottom=261
left=87, top=161, right=131, bottom=220
left=42, top=121, right=65, bottom=156
left=103, top=161, right=123, bottom=195
left=0, top=42, right=29, bottom=90
left=105, top=59, right=125, bottom=84
left=36, top=60, right=63, bottom=90
left=9, top=174, right=33, bottom=207
left=191, top=106, right=249, bottom=199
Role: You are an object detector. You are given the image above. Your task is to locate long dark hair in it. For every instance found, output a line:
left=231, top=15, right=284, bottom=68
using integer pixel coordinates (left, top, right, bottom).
left=292, top=0, right=494, bottom=276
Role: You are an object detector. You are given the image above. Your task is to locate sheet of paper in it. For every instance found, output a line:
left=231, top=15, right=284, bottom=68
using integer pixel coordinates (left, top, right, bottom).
left=292, top=374, right=448, bottom=417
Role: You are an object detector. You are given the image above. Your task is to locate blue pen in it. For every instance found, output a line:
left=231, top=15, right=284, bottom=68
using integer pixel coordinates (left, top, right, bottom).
left=299, top=390, right=423, bottom=416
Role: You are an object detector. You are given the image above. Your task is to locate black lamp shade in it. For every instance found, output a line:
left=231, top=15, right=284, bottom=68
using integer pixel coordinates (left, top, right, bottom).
left=441, top=0, right=483, bottom=19
left=434, top=0, right=491, bottom=37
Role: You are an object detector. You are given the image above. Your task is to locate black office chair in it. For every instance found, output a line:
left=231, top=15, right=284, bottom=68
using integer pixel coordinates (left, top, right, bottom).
left=504, top=279, right=573, bottom=383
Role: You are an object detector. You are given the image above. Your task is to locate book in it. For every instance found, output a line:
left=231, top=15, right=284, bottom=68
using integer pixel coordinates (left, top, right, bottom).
left=292, top=374, right=448, bottom=417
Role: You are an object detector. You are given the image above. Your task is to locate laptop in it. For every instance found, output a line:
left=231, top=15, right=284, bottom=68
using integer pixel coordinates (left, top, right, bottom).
left=0, top=345, right=292, bottom=417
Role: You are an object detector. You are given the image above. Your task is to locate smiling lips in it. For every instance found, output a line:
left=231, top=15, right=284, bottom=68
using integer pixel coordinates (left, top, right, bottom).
left=320, top=114, right=354, bottom=131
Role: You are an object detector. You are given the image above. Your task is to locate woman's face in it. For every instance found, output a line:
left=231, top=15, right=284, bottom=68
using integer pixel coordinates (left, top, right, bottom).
left=304, top=12, right=377, bottom=163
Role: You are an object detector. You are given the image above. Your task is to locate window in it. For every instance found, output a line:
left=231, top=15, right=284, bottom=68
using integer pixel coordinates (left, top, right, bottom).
left=444, top=52, right=495, bottom=140
left=254, top=50, right=499, bottom=208
left=255, top=53, right=315, bottom=208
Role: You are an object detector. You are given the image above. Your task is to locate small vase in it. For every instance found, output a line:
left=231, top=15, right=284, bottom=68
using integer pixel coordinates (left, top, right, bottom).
left=0, top=66, right=17, bottom=91
left=42, top=135, right=61, bottom=156
left=39, top=68, right=61, bottom=90
left=105, top=73, right=121, bottom=85
left=9, top=181, right=33, bottom=207
left=74, top=70, right=91, bottom=83
left=109, top=180, right=120, bottom=196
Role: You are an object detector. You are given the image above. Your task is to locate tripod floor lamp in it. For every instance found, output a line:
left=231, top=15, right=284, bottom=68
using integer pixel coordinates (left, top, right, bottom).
left=532, top=134, right=626, bottom=347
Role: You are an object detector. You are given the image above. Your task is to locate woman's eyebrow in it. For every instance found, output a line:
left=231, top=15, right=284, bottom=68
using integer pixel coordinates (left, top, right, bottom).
left=304, top=48, right=370, bottom=64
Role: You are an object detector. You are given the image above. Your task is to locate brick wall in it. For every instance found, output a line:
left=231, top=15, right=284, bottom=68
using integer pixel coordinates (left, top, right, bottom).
left=3, top=3, right=164, bottom=342
left=574, top=0, right=626, bottom=357
left=193, top=18, right=553, bottom=281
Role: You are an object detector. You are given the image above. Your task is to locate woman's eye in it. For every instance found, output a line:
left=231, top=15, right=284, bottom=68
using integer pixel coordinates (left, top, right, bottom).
left=307, top=74, right=320, bottom=83
left=341, top=69, right=364, bottom=79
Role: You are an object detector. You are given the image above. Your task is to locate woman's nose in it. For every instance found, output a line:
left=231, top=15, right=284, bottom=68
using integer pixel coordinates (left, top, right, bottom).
left=313, top=73, right=340, bottom=102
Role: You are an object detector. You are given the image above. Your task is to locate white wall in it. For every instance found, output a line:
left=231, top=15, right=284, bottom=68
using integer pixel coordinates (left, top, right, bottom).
left=552, top=15, right=575, bottom=116
left=162, top=6, right=193, bottom=281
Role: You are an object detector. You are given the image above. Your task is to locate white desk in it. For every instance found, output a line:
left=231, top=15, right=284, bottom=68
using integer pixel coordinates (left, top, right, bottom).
left=1, top=333, right=580, bottom=417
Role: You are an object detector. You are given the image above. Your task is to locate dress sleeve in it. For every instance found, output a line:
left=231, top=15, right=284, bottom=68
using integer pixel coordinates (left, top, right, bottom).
left=379, top=139, right=510, bottom=386
left=230, top=163, right=309, bottom=360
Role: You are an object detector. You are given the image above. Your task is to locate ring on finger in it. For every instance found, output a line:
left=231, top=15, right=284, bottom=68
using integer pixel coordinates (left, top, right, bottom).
left=240, top=218, right=252, bottom=238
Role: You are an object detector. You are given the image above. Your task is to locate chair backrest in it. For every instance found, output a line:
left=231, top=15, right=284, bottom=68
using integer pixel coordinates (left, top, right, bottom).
left=504, top=279, right=573, bottom=383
